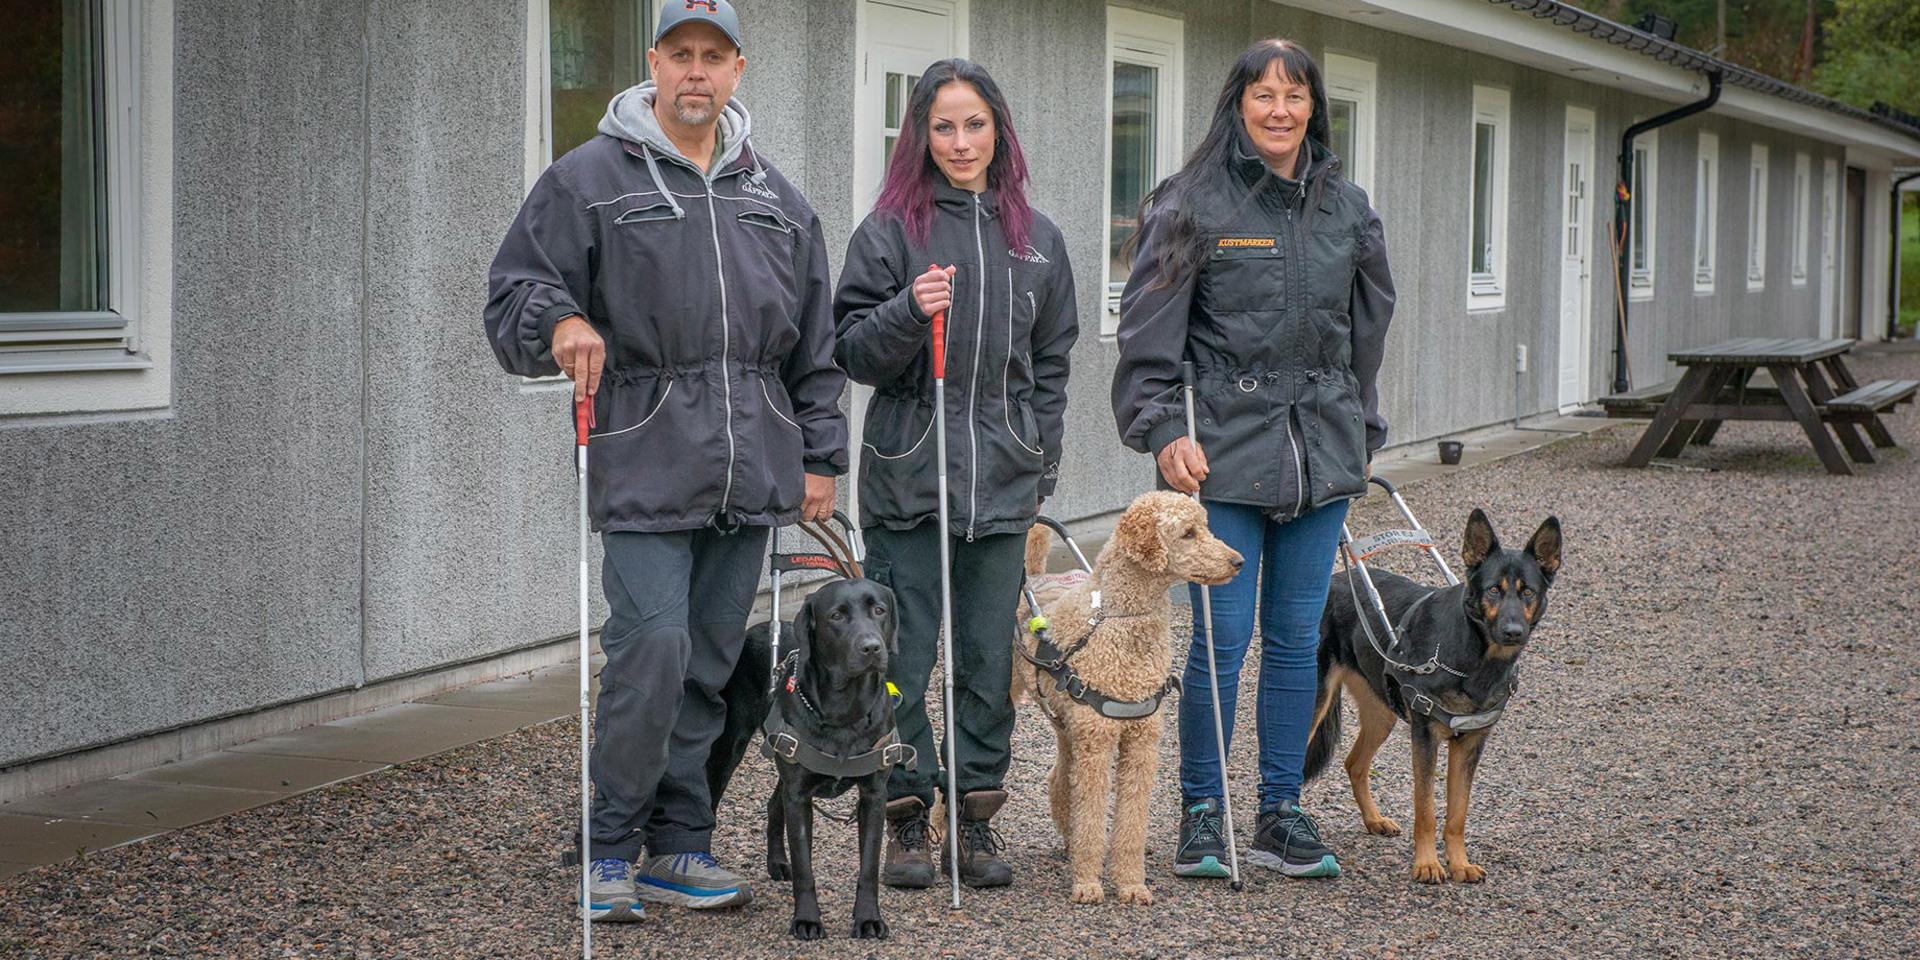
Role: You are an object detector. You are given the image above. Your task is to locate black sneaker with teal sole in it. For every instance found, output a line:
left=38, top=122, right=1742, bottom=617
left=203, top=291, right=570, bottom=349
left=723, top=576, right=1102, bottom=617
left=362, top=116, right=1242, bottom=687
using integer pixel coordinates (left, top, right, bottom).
left=1173, top=798, right=1232, bottom=879
left=634, top=851, right=752, bottom=909
left=1248, top=801, right=1341, bottom=878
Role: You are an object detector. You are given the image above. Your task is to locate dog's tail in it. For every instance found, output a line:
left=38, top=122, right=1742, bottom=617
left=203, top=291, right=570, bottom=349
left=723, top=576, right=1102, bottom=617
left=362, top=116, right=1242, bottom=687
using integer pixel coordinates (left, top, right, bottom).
left=1302, top=634, right=1341, bottom=784
left=1024, top=523, right=1051, bottom=575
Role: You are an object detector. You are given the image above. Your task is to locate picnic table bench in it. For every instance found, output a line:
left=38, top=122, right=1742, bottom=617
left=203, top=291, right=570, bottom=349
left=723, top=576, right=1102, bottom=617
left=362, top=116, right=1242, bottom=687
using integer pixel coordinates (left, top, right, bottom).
left=1598, top=337, right=1911, bottom=476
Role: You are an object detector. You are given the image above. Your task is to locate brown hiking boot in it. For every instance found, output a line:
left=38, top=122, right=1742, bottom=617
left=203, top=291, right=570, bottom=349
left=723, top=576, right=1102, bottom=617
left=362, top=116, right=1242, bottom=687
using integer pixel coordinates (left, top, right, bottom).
left=944, top=790, right=1013, bottom=888
left=883, top=796, right=936, bottom=889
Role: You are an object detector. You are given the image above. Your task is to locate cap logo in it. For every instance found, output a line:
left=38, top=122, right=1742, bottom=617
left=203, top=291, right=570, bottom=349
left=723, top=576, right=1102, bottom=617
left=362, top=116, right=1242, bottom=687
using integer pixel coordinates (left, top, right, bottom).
left=685, top=0, right=718, bottom=10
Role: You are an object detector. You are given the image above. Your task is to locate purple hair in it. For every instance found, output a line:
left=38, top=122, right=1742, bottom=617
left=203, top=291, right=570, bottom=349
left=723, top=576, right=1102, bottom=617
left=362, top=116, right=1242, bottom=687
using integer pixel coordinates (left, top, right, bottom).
left=871, top=59, right=1032, bottom=255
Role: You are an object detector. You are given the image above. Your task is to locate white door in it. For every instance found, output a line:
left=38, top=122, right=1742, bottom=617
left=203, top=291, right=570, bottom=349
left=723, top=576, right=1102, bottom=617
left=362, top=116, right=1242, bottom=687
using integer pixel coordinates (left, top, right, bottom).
left=1558, top=107, right=1595, bottom=410
left=847, top=0, right=965, bottom=523
left=1820, top=158, right=1839, bottom=337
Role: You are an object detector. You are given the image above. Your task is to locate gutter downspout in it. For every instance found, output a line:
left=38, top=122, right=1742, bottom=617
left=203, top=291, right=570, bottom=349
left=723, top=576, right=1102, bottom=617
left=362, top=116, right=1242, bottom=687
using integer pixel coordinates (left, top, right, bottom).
left=1613, top=72, right=1722, bottom=393
left=1890, top=171, right=1920, bottom=341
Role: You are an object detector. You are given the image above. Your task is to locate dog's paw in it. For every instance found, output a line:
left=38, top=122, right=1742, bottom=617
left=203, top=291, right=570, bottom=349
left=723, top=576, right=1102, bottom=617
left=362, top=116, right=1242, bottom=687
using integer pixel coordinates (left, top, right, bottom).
left=1116, top=883, right=1153, bottom=906
left=767, top=861, right=790, bottom=881
left=851, top=916, right=889, bottom=940
left=1449, top=861, right=1487, bottom=884
left=1363, top=815, right=1402, bottom=837
left=1411, top=858, right=1447, bottom=885
left=1069, top=881, right=1105, bottom=904
left=790, top=917, right=826, bottom=941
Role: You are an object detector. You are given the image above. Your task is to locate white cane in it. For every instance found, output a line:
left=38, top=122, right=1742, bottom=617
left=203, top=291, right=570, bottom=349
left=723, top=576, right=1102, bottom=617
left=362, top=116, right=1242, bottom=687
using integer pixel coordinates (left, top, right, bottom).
left=574, top=396, right=595, bottom=957
left=928, top=273, right=963, bottom=909
left=1182, top=361, right=1244, bottom=891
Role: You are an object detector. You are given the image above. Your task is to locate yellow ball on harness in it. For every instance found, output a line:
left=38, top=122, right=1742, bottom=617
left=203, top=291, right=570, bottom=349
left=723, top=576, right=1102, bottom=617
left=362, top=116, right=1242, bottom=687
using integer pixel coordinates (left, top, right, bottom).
left=886, top=681, right=902, bottom=704
left=1028, top=615, right=1049, bottom=634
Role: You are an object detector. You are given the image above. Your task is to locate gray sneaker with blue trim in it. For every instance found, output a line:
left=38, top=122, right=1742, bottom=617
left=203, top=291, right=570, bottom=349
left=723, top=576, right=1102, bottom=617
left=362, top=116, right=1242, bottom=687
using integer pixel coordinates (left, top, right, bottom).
left=583, top=857, right=644, bottom=922
left=635, top=851, right=753, bottom=909
left=1173, top=798, right=1232, bottom=878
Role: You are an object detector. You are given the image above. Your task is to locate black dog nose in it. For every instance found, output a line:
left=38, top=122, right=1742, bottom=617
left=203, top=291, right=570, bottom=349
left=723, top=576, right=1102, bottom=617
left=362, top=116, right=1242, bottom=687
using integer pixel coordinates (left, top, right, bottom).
left=1501, top=624, right=1526, bottom=641
left=1229, top=555, right=1245, bottom=571
left=859, top=636, right=884, bottom=657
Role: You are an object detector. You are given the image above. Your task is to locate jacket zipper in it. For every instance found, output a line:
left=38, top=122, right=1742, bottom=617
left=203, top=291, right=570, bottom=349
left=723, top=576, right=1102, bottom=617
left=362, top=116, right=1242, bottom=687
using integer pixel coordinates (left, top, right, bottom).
left=705, top=185, right=737, bottom=515
left=1285, top=202, right=1307, bottom=518
left=966, top=194, right=986, bottom=542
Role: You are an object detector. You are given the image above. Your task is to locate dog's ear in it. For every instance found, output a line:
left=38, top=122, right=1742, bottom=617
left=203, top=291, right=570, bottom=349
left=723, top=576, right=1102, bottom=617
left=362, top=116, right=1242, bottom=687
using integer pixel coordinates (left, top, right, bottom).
left=1524, top=516, right=1562, bottom=584
left=788, top=592, right=816, bottom=680
left=1114, top=502, right=1167, bottom=572
left=1461, top=508, right=1500, bottom=570
left=874, top=582, right=900, bottom=655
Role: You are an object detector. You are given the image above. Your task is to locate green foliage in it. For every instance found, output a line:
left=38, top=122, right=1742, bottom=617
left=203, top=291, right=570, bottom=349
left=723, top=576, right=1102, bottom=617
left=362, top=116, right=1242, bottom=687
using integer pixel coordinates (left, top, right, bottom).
left=1812, top=0, right=1920, bottom=112
left=1899, top=195, right=1919, bottom=338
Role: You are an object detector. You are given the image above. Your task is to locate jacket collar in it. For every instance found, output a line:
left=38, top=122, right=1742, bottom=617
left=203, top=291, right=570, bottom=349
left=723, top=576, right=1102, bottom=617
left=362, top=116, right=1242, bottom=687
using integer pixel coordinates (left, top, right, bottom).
left=933, top=180, right=999, bottom=219
left=1229, top=135, right=1340, bottom=208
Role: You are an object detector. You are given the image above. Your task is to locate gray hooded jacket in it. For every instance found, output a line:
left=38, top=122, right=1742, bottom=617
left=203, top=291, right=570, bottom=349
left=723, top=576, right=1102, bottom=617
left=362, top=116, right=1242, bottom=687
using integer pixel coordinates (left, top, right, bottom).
left=485, top=84, right=847, bottom=533
left=1112, top=140, right=1395, bottom=520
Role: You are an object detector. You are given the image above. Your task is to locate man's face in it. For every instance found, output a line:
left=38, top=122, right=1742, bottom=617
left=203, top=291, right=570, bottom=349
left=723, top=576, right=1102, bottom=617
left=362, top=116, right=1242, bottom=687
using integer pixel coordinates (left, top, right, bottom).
left=646, top=22, right=744, bottom=128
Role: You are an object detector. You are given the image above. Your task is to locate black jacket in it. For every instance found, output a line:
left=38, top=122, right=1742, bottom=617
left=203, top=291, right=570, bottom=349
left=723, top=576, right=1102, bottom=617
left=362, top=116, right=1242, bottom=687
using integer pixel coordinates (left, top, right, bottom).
left=834, top=184, right=1078, bottom=540
left=485, top=113, right=847, bottom=533
left=1112, top=141, right=1395, bottom=520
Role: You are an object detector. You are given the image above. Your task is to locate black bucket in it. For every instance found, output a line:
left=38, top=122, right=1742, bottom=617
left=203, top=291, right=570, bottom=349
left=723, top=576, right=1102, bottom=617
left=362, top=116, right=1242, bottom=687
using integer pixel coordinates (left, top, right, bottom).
left=1437, top=440, right=1464, bottom=465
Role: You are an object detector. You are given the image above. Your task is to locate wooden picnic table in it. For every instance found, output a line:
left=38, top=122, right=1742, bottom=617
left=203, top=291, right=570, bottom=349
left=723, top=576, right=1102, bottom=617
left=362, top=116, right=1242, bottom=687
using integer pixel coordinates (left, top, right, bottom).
left=1607, top=337, right=1916, bottom=476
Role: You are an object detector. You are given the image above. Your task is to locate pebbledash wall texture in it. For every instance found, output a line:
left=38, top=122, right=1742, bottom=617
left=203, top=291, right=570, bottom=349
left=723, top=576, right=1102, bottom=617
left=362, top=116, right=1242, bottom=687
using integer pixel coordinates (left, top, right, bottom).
left=1, top=0, right=1913, bottom=773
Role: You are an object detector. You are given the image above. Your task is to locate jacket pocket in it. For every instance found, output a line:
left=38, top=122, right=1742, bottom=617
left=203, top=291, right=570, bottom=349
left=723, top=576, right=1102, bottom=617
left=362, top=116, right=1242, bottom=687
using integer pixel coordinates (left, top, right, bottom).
left=1303, top=372, right=1367, bottom=503
left=761, top=378, right=802, bottom=433
left=613, top=200, right=681, bottom=225
left=736, top=209, right=793, bottom=235
left=1198, top=241, right=1284, bottom=313
left=591, top=374, right=674, bottom=440
left=859, top=394, right=938, bottom=524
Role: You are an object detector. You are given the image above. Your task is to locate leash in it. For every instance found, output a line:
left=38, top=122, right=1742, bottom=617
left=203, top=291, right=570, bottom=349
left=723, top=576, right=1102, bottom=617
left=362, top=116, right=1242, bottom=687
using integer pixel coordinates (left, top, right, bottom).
left=1338, top=545, right=1468, bottom=679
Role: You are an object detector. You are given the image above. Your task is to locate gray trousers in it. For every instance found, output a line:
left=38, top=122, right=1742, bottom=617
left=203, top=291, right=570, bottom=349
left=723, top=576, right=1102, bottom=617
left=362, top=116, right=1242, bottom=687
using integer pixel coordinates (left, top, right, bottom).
left=589, top=524, right=768, bottom=862
left=864, top=521, right=1025, bottom=807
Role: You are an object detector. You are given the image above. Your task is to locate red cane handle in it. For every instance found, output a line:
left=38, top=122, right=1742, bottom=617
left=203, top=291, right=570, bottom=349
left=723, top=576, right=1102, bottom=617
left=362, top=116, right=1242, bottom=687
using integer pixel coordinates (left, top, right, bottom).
left=575, top=394, right=594, bottom=447
left=927, top=263, right=949, bottom=380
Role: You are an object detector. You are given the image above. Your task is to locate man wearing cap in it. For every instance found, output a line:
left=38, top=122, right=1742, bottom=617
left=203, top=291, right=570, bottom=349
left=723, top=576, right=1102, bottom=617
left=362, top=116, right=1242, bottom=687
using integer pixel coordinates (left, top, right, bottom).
left=485, top=0, right=846, bottom=921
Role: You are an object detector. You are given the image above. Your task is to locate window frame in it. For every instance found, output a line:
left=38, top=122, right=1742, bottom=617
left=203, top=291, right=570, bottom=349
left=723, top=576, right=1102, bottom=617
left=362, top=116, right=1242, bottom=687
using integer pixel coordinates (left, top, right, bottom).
left=1628, top=129, right=1657, bottom=299
left=524, top=0, right=653, bottom=190
left=1468, top=85, right=1511, bottom=313
left=1693, top=131, right=1718, bottom=294
left=1790, top=151, right=1810, bottom=287
left=1100, top=5, right=1183, bottom=333
left=2, top=0, right=173, bottom=418
left=1747, top=143, right=1769, bottom=291
left=1321, top=52, right=1377, bottom=197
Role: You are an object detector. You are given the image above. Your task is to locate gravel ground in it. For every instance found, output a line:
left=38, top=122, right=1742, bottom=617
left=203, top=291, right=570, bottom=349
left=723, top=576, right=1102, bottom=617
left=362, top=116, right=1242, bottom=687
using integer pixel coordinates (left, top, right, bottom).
left=7, top=351, right=1919, bottom=959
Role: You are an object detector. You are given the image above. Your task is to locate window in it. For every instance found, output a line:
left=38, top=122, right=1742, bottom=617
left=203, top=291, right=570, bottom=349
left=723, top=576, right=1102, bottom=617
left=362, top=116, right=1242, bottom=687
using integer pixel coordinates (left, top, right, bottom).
left=528, top=0, right=652, bottom=179
left=1629, top=130, right=1657, bottom=298
left=2, top=0, right=172, bottom=417
left=1468, top=85, right=1510, bottom=311
left=1322, top=53, right=1377, bottom=197
left=1693, top=132, right=1718, bottom=293
left=1790, top=151, right=1810, bottom=286
left=1747, top=144, right=1769, bottom=290
left=1102, top=6, right=1182, bottom=332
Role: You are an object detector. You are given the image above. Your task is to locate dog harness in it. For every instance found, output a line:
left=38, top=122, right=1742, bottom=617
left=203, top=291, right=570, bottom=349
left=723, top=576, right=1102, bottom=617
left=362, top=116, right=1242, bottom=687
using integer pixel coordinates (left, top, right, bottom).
left=1020, top=613, right=1178, bottom=721
left=760, top=656, right=916, bottom=778
left=1388, top=675, right=1518, bottom=734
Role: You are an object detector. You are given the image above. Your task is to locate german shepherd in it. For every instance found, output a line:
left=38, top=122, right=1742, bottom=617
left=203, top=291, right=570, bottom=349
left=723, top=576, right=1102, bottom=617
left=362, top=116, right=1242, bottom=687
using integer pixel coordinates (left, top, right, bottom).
left=1306, top=508, right=1561, bottom=883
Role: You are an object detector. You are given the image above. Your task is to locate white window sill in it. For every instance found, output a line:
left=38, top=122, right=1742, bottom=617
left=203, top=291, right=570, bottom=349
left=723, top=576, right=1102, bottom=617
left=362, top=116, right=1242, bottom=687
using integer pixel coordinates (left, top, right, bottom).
left=1746, top=278, right=1766, bottom=292
left=1693, top=284, right=1716, bottom=296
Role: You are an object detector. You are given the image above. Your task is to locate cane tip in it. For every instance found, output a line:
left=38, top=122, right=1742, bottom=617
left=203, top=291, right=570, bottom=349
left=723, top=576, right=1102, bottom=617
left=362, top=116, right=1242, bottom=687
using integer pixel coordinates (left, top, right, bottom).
left=1230, top=879, right=1245, bottom=891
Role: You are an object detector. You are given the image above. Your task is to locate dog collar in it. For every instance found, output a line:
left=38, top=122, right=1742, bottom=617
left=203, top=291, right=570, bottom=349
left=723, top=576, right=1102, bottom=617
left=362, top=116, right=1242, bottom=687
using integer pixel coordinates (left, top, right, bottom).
left=1021, top=616, right=1177, bottom=721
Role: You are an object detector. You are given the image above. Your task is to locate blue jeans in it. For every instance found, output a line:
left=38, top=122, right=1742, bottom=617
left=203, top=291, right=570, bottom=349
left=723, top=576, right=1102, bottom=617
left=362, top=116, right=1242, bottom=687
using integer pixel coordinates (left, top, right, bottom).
left=1178, top=498, right=1349, bottom=813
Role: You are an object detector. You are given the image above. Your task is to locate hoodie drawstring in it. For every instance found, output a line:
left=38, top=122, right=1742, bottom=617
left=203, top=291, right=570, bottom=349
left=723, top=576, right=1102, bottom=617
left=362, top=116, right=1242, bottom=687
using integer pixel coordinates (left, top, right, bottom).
left=640, top=144, right=687, bottom=221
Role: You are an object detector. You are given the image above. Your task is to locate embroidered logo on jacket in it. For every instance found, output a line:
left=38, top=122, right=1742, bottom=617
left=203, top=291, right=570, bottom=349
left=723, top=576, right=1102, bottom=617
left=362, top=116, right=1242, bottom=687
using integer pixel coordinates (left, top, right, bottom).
left=740, top=176, right=779, bottom=201
left=1009, top=245, right=1050, bottom=264
left=1217, top=237, right=1276, bottom=248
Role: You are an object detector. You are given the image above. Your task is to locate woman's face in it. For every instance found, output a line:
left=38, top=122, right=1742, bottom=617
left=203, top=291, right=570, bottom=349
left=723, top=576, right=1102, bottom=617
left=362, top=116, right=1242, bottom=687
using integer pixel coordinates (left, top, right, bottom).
left=928, top=80, right=996, bottom=193
left=1240, top=62, right=1313, bottom=175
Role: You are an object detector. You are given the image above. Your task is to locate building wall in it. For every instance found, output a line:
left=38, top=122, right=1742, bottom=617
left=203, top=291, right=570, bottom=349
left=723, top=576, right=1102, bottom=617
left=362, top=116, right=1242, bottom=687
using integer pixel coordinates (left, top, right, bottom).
left=0, top=0, right=1899, bottom=768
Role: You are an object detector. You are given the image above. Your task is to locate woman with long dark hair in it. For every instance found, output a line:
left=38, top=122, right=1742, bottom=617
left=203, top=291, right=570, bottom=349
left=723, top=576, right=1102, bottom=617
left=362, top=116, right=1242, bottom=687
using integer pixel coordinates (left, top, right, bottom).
left=835, top=58, right=1078, bottom=891
left=1111, top=39, right=1396, bottom=881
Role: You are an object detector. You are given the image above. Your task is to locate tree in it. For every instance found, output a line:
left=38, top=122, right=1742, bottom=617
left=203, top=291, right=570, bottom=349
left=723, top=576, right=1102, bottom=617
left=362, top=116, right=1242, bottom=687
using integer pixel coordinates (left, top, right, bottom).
left=1812, top=0, right=1920, bottom=113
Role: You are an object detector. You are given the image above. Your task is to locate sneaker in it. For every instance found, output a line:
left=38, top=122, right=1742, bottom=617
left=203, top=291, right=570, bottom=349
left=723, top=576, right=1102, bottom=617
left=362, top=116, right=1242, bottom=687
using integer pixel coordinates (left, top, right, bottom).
left=1248, top=800, right=1341, bottom=878
left=634, top=851, right=753, bottom=909
left=883, top=796, right=937, bottom=889
left=944, top=790, right=1013, bottom=888
left=1173, top=798, right=1231, bottom=879
left=583, top=857, right=644, bottom=922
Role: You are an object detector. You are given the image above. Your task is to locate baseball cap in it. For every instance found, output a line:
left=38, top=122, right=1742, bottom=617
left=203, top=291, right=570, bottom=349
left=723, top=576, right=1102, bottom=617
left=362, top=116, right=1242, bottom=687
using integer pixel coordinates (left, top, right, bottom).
left=655, top=0, right=743, bottom=53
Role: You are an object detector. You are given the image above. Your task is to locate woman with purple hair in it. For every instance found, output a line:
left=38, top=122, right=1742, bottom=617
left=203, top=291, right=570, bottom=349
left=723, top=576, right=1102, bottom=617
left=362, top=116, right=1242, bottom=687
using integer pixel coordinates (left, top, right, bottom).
left=834, top=58, right=1078, bottom=893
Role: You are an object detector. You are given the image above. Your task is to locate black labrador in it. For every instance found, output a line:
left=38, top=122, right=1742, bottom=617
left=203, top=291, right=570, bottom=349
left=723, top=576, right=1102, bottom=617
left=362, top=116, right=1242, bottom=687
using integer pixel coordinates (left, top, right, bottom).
left=706, top=578, right=903, bottom=940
